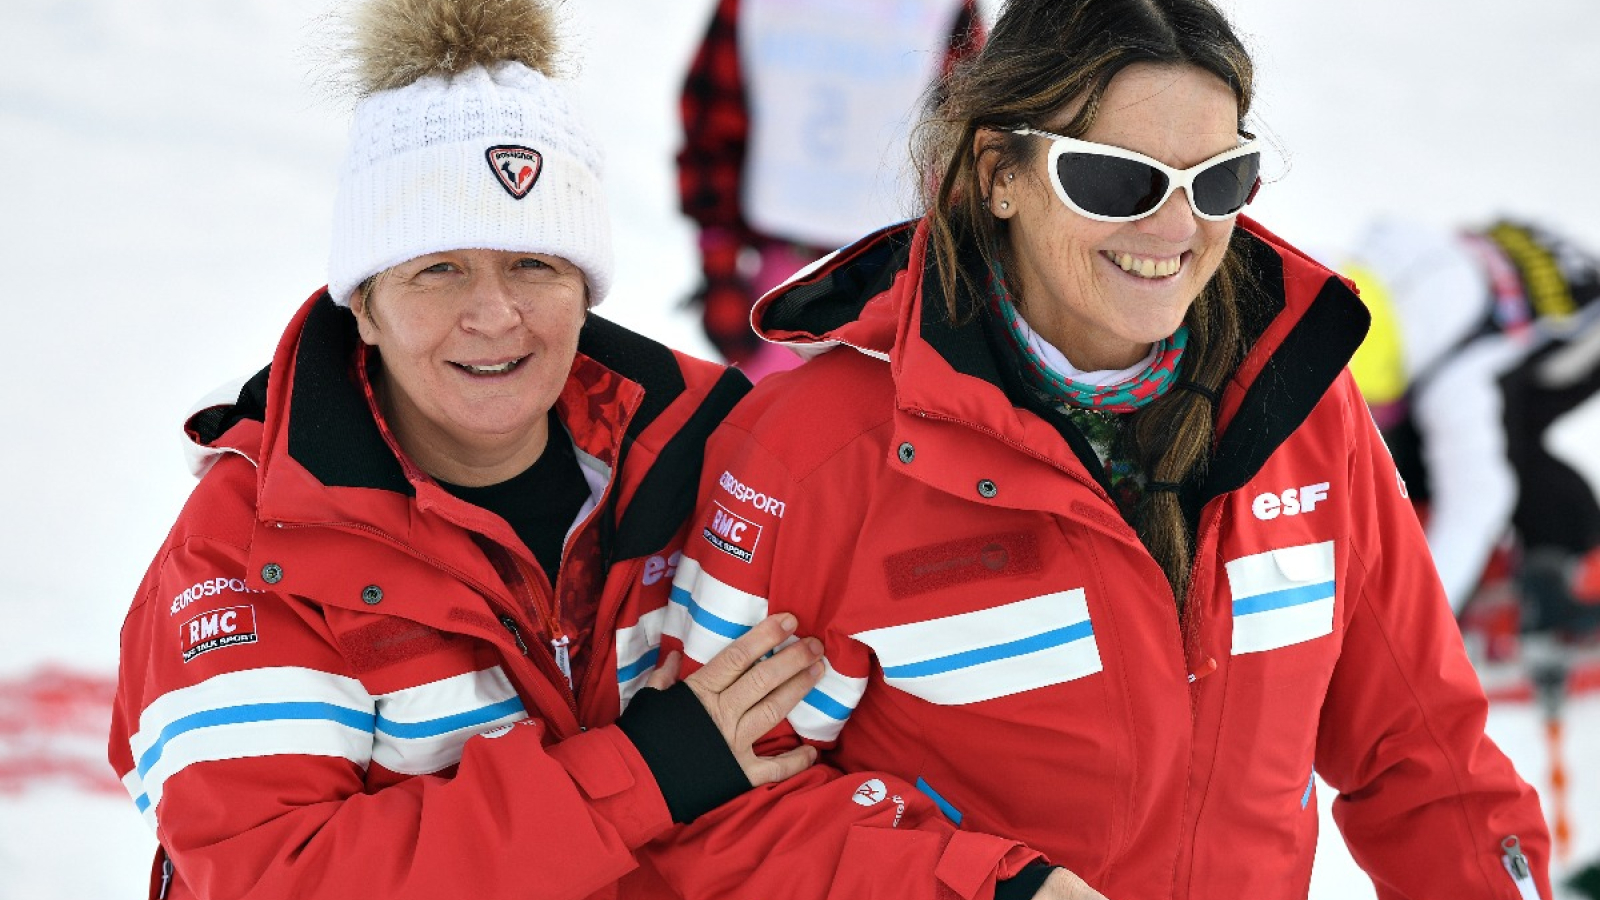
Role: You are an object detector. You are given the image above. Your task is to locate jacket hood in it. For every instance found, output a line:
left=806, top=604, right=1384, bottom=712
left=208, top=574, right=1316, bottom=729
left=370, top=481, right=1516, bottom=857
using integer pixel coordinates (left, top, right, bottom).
left=752, top=219, right=919, bottom=359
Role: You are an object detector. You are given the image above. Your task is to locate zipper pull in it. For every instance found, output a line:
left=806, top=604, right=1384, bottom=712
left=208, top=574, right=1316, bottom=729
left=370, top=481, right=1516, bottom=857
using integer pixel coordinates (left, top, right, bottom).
left=1502, top=835, right=1530, bottom=878
left=1187, top=656, right=1218, bottom=684
left=499, top=615, right=530, bottom=655
left=159, top=855, right=174, bottom=900
left=552, top=635, right=574, bottom=693
left=1500, top=835, right=1539, bottom=900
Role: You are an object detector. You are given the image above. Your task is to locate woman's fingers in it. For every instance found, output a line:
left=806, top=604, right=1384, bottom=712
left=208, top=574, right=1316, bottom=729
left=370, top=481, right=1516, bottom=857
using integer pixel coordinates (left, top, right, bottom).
left=688, top=614, right=798, bottom=694
left=677, top=614, right=826, bottom=785
left=742, top=744, right=820, bottom=787
left=644, top=649, right=681, bottom=692
left=727, top=650, right=823, bottom=742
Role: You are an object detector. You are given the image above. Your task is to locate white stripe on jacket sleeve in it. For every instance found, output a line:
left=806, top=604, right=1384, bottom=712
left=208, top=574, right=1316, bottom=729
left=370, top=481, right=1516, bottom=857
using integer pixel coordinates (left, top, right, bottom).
left=127, top=666, right=376, bottom=825
left=853, top=589, right=1102, bottom=705
left=616, top=607, right=667, bottom=709
left=788, top=658, right=869, bottom=742
left=663, top=555, right=867, bottom=741
left=371, top=667, right=528, bottom=776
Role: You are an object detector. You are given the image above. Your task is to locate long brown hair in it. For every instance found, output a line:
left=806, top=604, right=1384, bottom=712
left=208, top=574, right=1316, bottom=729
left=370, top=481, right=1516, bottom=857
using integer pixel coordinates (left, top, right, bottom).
left=914, top=0, right=1257, bottom=609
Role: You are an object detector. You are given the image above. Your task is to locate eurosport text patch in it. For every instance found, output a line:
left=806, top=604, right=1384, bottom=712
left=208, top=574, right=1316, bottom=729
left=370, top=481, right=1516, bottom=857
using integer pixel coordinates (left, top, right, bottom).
left=180, top=605, right=258, bottom=663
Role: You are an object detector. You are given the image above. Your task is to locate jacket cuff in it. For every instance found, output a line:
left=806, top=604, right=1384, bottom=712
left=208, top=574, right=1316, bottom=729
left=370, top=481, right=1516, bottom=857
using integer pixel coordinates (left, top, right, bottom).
left=615, top=682, right=751, bottom=823
left=543, top=724, right=674, bottom=847
left=936, top=830, right=1050, bottom=900
left=993, top=863, right=1058, bottom=900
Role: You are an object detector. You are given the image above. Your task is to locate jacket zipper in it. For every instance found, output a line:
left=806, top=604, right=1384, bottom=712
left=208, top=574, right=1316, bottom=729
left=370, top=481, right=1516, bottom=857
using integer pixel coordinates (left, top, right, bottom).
left=1183, top=509, right=1223, bottom=683
left=502, top=548, right=581, bottom=711
left=1500, top=835, right=1540, bottom=900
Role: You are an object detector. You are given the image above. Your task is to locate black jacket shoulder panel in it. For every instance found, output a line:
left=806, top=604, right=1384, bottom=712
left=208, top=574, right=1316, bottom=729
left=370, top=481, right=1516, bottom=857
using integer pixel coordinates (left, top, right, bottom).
left=612, top=367, right=751, bottom=560
left=1205, top=237, right=1370, bottom=501
left=287, top=297, right=412, bottom=494
left=575, top=313, right=755, bottom=560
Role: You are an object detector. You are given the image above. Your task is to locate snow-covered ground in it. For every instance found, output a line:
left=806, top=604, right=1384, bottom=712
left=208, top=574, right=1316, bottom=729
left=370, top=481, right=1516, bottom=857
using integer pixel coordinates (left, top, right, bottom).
left=1, top=0, right=1597, bottom=897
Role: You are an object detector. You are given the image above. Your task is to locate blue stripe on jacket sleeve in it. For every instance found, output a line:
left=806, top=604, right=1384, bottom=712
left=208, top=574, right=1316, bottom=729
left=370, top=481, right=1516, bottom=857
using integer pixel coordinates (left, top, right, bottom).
left=376, top=697, right=526, bottom=740
left=137, top=701, right=376, bottom=778
left=669, top=585, right=755, bottom=639
left=617, top=647, right=661, bottom=684
left=801, top=687, right=855, bottom=721
left=882, top=621, right=1094, bottom=679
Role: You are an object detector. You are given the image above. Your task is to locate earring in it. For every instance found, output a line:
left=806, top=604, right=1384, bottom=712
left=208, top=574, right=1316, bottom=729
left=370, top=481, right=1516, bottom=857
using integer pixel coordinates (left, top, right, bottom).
left=999, top=200, right=1010, bottom=211
left=1006, top=173, right=1015, bottom=182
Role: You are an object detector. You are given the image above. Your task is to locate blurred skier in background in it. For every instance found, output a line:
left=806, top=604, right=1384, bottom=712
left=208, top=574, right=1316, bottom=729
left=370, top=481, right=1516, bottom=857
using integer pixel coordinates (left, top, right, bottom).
left=1339, top=217, right=1600, bottom=644
left=676, top=0, right=983, bottom=379
left=1339, top=217, right=1600, bottom=876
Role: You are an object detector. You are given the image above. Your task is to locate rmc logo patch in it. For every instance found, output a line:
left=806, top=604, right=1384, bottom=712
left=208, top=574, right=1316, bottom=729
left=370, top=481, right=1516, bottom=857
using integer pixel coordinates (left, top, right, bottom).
left=701, top=502, right=762, bottom=563
left=180, top=605, right=259, bottom=663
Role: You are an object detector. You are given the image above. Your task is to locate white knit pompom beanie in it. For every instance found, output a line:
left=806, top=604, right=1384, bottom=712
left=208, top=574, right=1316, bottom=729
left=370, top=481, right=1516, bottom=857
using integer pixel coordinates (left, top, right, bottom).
left=327, top=1, right=611, bottom=306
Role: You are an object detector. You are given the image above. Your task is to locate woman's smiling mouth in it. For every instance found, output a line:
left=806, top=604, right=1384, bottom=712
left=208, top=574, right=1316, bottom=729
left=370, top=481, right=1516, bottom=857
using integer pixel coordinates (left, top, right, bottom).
left=452, top=355, right=528, bottom=375
left=1104, top=251, right=1184, bottom=279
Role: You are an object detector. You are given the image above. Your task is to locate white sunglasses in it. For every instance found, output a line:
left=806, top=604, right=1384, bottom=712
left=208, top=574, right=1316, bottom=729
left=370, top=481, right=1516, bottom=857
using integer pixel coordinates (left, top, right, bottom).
left=1009, top=127, right=1262, bottom=223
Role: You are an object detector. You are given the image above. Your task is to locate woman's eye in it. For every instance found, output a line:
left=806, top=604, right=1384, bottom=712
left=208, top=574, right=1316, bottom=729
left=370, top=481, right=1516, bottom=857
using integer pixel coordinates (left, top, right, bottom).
left=420, top=262, right=456, bottom=275
left=514, top=257, right=549, bottom=270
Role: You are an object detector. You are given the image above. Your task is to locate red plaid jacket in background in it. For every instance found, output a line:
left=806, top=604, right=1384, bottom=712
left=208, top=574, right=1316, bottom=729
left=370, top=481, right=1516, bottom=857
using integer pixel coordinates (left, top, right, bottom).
left=676, top=0, right=982, bottom=244
left=677, top=0, right=983, bottom=361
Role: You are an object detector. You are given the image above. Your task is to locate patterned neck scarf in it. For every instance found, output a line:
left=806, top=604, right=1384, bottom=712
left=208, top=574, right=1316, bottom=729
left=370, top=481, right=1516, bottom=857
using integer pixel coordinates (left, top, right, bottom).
left=987, top=262, right=1189, bottom=515
left=986, top=262, right=1188, bottom=412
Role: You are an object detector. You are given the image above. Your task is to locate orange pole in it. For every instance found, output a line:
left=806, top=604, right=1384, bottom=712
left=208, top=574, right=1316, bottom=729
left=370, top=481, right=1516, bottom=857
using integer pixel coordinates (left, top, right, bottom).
left=1547, top=715, right=1572, bottom=865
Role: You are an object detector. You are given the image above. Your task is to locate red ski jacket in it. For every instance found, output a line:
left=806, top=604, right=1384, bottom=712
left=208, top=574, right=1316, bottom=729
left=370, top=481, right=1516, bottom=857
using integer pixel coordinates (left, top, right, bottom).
left=108, top=293, right=755, bottom=900
left=651, top=218, right=1553, bottom=899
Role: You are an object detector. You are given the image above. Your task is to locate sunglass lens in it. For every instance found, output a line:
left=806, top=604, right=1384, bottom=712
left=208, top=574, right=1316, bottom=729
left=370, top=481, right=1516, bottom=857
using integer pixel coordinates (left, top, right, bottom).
left=1055, top=153, right=1169, bottom=219
left=1191, top=152, right=1261, bottom=217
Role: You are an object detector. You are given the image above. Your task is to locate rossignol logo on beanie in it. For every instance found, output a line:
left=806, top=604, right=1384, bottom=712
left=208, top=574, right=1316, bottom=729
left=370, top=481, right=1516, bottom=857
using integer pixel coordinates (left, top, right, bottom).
left=486, top=145, right=543, bottom=199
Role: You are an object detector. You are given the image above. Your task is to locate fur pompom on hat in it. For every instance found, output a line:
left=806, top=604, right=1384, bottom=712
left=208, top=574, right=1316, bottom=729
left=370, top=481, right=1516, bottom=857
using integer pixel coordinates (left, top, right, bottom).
left=327, top=0, right=612, bottom=306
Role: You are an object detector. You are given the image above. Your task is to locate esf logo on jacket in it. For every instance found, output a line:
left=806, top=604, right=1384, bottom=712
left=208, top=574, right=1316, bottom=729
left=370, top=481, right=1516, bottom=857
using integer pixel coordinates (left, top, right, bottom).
left=1252, top=481, right=1331, bottom=520
left=641, top=551, right=682, bottom=586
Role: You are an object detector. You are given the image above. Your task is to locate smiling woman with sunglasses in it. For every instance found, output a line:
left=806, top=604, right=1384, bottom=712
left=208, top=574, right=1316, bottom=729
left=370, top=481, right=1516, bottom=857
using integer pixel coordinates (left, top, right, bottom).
left=646, top=0, right=1553, bottom=898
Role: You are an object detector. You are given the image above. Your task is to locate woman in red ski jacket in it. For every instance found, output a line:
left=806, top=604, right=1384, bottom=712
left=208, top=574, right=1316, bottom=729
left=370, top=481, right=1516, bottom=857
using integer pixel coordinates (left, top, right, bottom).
left=107, top=1, right=824, bottom=898
left=647, top=0, right=1554, bottom=897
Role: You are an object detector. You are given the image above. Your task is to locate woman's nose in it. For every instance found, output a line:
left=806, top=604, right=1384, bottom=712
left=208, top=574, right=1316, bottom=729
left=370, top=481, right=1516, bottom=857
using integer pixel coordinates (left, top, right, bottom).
left=460, top=273, right=523, bottom=332
left=1139, top=188, right=1200, bottom=242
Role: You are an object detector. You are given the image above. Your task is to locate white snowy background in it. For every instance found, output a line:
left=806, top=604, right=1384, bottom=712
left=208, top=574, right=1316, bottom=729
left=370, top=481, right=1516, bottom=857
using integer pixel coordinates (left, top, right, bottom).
left=1, top=0, right=1597, bottom=897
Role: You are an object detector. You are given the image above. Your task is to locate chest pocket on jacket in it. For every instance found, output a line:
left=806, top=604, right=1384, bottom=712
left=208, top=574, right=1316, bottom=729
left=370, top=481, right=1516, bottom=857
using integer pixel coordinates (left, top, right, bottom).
left=1226, top=541, right=1337, bottom=656
left=852, top=589, right=1102, bottom=705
